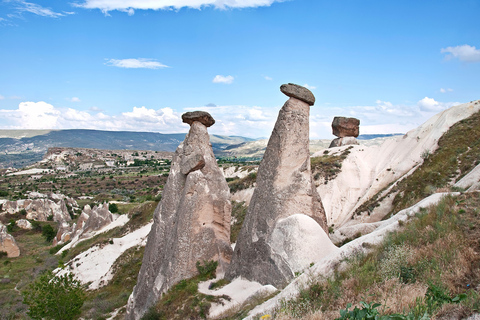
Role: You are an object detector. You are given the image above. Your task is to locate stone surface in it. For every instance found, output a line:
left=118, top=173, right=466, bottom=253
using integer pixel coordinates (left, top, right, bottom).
left=332, top=116, right=360, bottom=138
left=53, top=203, right=114, bottom=246
left=126, top=117, right=232, bottom=320
left=0, top=222, right=20, bottom=257
left=329, top=136, right=359, bottom=148
left=226, top=93, right=330, bottom=288
left=16, top=219, right=32, bottom=230
left=182, top=111, right=215, bottom=127
left=2, top=199, right=71, bottom=224
left=280, top=83, right=315, bottom=106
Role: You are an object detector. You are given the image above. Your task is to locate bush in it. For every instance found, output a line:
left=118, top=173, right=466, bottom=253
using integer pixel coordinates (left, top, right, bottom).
left=108, top=203, right=118, bottom=213
left=42, top=225, right=56, bottom=242
left=22, top=271, right=86, bottom=320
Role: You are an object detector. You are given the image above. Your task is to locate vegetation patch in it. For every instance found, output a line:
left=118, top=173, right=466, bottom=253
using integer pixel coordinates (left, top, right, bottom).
left=228, top=172, right=257, bottom=193
left=311, top=147, right=352, bottom=183
left=270, top=193, right=480, bottom=319
left=81, top=246, right=145, bottom=319
left=230, top=201, right=248, bottom=243
left=142, top=260, right=231, bottom=320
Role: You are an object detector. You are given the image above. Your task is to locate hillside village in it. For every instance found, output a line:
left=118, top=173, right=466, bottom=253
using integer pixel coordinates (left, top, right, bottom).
left=1, top=85, right=480, bottom=320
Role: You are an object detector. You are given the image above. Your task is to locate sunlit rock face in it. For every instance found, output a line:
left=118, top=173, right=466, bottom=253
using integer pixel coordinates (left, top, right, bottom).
left=126, top=111, right=232, bottom=320
left=226, top=84, right=333, bottom=288
left=0, top=222, right=20, bottom=258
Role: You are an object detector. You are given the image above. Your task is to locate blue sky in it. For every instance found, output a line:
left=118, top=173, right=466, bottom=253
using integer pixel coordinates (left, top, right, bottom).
left=0, top=0, right=479, bottom=138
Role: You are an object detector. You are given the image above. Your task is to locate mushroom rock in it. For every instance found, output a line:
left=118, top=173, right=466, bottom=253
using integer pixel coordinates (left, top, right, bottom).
left=126, top=111, right=232, bottom=320
left=226, top=84, right=335, bottom=288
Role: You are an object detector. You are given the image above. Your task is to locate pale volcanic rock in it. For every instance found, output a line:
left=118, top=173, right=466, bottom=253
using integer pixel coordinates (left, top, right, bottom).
left=280, top=83, right=315, bottom=106
left=329, top=136, right=360, bottom=148
left=181, top=111, right=215, bottom=127
left=2, top=199, right=71, bottom=224
left=0, top=222, right=20, bottom=257
left=16, top=219, right=32, bottom=230
left=126, top=112, right=232, bottom=320
left=332, top=116, right=360, bottom=138
left=226, top=84, right=331, bottom=288
left=53, top=203, right=114, bottom=246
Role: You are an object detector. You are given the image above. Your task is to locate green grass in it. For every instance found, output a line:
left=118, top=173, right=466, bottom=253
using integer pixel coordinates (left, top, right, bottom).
left=0, top=231, right=60, bottom=319
left=271, top=193, right=480, bottom=319
left=311, top=147, right=352, bottom=183
left=230, top=201, right=248, bottom=243
left=81, top=246, right=145, bottom=319
left=228, top=172, right=257, bottom=193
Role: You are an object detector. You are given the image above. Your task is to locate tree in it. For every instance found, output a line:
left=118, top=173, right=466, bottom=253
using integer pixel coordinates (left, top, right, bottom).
left=108, top=202, right=118, bottom=213
left=23, top=271, right=86, bottom=320
left=42, top=224, right=56, bottom=242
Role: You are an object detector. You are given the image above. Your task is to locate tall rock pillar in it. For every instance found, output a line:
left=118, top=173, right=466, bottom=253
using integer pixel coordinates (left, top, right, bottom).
left=226, top=83, right=336, bottom=288
left=126, top=111, right=233, bottom=320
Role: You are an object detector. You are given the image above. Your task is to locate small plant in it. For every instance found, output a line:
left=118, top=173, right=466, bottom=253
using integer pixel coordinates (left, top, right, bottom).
left=22, top=271, right=86, bottom=320
left=196, top=260, right=218, bottom=281
left=41, top=224, right=56, bottom=242
left=108, top=202, right=118, bottom=213
left=335, top=301, right=381, bottom=320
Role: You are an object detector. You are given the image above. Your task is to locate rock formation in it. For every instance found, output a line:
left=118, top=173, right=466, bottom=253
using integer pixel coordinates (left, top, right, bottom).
left=329, top=116, right=360, bottom=148
left=226, top=84, right=336, bottom=288
left=126, top=111, right=232, bottom=320
left=53, top=203, right=114, bottom=246
left=16, top=219, right=32, bottom=230
left=2, top=198, right=72, bottom=224
left=0, top=222, right=20, bottom=257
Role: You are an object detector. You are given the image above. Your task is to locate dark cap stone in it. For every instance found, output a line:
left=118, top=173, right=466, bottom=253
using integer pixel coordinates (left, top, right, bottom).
left=280, top=83, right=315, bottom=106
left=182, top=111, right=215, bottom=127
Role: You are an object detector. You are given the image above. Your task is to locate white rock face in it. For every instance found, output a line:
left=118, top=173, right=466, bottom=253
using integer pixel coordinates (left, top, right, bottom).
left=56, top=222, right=152, bottom=290
left=0, top=222, right=20, bottom=257
left=454, top=163, right=480, bottom=191
left=53, top=203, right=114, bottom=246
left=16, top=219, right=32, bottom=230
left=126, top=113, right=232, bottom=320
left=269, top=214, right=339, bottom=274
left=2, top=199, right=71, bottom=224
left=316, top=100, right=480, bottom=228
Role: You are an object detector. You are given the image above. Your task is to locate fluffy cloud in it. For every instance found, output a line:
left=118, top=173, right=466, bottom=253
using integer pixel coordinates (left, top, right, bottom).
left=441, top=45, right=480, bottom=62
left=264, top=76, right=273, bottom=81
left=0, top=97, right=465, bottom=139
left=417, top=97, right=459, bottom=112
left=0, top=101, right=184, bottom=133
left=105, top=58, right=169, bottom=69
left=69, top=97, right=81, bottom=102
left=75, top=0, right=281, bottom=14
left=440, top=88, right=453, bottom=93
left=212, top=75, right=234, bottom=84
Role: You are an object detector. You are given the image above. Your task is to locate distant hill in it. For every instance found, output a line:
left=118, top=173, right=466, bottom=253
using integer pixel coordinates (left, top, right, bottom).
left=0, top=129, right=255, bottom=168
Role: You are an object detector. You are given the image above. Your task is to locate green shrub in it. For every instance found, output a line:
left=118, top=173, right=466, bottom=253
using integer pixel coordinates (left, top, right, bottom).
left=108, top=203, right=118, bottom=213
left=42, top=225, right=56, bottom=242
left=22, top=271, right=86, bottom=320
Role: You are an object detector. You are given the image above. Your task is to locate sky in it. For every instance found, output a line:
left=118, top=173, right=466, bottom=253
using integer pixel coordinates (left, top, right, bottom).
left=0, top=0, right=479, bottom=139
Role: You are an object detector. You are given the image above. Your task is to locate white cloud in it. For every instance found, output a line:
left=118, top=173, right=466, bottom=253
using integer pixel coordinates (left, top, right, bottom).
left=0, top=101, right=184, bottom=133
left=75, top=0, right=281, bottom=14
left=213, top=75, right=234, bottom=84
left=440, top=88, right=453, bottom=93
left=70, top=97, right=81, bottom=102
left=105, top=58, right=169, bottom=69
left=303, top=84, right=316, bottom=90
left=0, top=95, right=4, bottom=100
left=441, top=44, right=480, bottom=62
left=14, top=1, right=65, bottom=17
left=264, top=76, right=273, bottom=81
